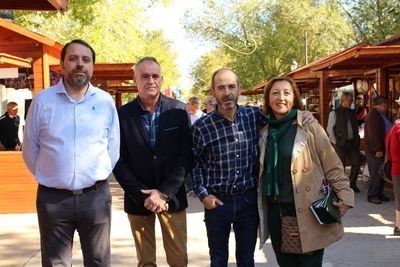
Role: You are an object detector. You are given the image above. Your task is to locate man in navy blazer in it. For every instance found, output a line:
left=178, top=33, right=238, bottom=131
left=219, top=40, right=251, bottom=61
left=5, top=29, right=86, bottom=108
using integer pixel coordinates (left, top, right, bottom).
left=113, top=57, right=191, bottom=266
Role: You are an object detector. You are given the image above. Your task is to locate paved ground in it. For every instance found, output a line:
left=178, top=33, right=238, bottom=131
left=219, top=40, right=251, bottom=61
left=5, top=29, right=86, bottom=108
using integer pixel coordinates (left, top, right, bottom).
left=0, top=180, right=399, bottom=267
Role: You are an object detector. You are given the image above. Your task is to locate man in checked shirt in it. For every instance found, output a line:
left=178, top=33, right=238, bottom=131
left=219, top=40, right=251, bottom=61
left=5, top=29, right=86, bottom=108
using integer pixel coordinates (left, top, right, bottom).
left=192, top=68, right=313, bottom=267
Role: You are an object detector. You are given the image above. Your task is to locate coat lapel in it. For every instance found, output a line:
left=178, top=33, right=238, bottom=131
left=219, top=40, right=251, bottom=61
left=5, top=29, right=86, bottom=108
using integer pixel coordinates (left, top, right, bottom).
left=291, top=111, right=308, bottom=165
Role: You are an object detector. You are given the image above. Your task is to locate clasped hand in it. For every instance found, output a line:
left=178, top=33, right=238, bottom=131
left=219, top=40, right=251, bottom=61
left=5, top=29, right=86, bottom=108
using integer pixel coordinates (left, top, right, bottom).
left=141, top=189, right=169, bottom=213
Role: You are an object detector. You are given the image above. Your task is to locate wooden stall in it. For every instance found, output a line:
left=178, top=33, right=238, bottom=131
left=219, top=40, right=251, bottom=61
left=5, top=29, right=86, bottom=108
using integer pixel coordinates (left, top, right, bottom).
left=51, top=62, right=137, bottom=108
left=249, top=36, right=400, bottom=128
left=0, top=152, right=36, bottom=213
left=0, top=19, right=63, bottom=213
left=0, top=0, right=68, bottom=11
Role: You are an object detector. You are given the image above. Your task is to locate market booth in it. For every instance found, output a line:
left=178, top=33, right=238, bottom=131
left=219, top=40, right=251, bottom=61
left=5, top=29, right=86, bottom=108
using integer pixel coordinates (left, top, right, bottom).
left=250, top=36, right=400, bottom=128
left=0, top=18, right=64, bottom=213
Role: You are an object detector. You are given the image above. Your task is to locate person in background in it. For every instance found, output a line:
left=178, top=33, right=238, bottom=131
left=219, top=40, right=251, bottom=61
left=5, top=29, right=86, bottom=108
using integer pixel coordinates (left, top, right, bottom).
left=354, top=94, right=367, bottom=126
left=386, top=100, right=400, bottom=235
left=327, top=92, right=361, bottom=193
left=22, top=39, right=120, bottom=266
left=188, top=96, right=206, bottom=125
left=0, top=101, right=21, bottom=151
left=204, top=95, right=217, bottom=113
left=258, top=76, right=354, bottom=266
left=364, top=96, right=391, bottom=204
left=113, top=57, right=191, bottom=266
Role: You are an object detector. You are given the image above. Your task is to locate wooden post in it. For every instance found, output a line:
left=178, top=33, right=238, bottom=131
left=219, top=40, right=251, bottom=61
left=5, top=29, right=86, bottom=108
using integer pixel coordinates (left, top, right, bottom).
left=375, top=67, right=387, bottom=96
left=42, top=46, right=50, bottom=89
left=318, top=71, right=329, bottom=129
left=32, top=57, right=43, bottom=95
left=116, top=92, right=122, bottom=108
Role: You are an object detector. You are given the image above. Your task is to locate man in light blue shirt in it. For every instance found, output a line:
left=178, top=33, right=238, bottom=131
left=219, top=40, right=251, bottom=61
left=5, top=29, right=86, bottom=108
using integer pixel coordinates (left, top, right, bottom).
left=22, top=39, right=119, bottom=267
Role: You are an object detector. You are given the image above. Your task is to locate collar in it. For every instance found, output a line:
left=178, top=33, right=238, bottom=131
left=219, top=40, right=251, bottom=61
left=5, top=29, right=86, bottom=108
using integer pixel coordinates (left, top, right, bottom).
left=214, top=104, right=242, bottom=121
left=137, top=94, right=163, bottom=113
left=56, top=79, right=96, bottom=100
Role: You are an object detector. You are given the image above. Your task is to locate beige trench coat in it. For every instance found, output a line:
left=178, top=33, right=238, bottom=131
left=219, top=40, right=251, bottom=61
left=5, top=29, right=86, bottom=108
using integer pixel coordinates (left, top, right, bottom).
left=258, top=111, right=354, bottom=253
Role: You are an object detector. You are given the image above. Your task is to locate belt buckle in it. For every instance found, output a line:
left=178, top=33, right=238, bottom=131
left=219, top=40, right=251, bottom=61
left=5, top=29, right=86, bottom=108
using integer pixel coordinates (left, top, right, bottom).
left=72, top=189, right=83, bottom=195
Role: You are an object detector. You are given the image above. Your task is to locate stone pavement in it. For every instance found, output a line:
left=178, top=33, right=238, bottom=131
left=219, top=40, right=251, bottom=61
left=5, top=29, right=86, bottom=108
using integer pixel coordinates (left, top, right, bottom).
left=0, top=180, right=399, bottom=267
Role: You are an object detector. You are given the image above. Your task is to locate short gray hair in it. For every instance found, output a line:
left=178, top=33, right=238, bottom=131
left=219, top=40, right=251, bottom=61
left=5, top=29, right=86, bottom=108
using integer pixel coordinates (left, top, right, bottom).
left=134, top=56, right=161, bottom=74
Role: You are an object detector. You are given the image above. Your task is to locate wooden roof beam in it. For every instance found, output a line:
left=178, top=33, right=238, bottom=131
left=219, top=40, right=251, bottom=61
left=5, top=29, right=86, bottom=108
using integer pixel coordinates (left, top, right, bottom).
left=0, top=53, right=31, bottom=68
left=0, top=0, right=67, bottom=11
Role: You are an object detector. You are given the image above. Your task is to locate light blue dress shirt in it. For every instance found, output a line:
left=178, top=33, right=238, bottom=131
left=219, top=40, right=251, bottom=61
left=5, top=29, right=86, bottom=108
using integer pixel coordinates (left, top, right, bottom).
left=22, top=80, right=120, bottom=190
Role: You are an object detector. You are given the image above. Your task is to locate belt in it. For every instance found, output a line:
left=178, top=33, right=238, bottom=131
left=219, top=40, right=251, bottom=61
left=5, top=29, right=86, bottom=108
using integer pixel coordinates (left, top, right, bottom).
left=39, top=179, right=107, bottom=195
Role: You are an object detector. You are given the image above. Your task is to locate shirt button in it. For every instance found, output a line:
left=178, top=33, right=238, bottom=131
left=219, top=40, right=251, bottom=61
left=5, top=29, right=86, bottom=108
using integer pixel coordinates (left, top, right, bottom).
left=295, top=188, right=300, bottom=193
left=235, top=138, right=239, bottom=142
left=298, top=208, right=303, bottom=213
left=305, top=186, right=311, bottom=192
left=236, top=170, right=240, bottom=174
left=292, top=169, right=297, bottom=174
left=153, top=155, right=157, bottom=159
left=236, top=154, right=239, bottom=158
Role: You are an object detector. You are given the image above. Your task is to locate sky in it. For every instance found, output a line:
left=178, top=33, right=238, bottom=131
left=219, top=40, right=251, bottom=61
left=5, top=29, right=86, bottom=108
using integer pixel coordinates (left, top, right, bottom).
left=146, top=0, right=213, bottom=91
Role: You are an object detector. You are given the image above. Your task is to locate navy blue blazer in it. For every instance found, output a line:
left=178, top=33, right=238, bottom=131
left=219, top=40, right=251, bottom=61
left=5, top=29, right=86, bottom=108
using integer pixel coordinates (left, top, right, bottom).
left=113, top=94, right=191, bottom=215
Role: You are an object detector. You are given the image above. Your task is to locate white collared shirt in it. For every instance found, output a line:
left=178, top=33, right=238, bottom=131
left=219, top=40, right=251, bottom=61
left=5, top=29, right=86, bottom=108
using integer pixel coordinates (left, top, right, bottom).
left=22, top=80, right=120, bottom=190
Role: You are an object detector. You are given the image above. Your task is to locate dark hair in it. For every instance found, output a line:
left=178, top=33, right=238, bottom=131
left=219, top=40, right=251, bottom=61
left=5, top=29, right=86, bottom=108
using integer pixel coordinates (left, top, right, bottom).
left=134, top=56, right=161, bottom=74
left=210, top=68, right=240, bottom=89
left=262, top=76, right=303, bottom=115
left=373, top=95, right=387, bottom=106
left=61, top=39, right=96, bottom=63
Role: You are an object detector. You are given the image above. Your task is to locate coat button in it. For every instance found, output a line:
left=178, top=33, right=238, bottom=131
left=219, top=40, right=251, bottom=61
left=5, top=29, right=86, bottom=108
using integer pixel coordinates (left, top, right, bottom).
left=305, top=186, right=311, bottom=192
left=298, top=208, right=303, bottom=213
left=153, top=155, right=157, bottom=159
left=292, top=169, right=297, bottom=174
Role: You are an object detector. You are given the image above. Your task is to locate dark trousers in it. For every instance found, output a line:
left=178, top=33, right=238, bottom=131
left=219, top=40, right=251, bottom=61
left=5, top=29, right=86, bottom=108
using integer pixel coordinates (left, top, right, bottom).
left=36, top=182, right=111, bottom=267
left=367, top=155, right=385, bottom=198
left=267, top=203, right=324, bottom=267
left=184, top=173, right=193, bottom=192
left=204, top=188, right=259, bottom=267
left=334, top=141, right=360, bottom=184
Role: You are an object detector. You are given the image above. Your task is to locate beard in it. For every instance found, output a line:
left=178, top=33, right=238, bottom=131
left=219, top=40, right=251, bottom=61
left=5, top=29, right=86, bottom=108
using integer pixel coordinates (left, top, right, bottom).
left=70, top=74, right=90, bottom=88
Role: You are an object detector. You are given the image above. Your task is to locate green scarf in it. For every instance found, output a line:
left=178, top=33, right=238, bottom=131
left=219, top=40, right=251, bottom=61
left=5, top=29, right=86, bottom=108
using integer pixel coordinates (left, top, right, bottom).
left=264, top=109, right=297, bottom=196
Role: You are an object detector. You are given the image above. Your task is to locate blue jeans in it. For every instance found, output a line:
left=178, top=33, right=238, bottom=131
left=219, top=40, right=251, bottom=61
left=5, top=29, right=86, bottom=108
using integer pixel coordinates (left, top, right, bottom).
left=204, top=188, right=259, bottom=267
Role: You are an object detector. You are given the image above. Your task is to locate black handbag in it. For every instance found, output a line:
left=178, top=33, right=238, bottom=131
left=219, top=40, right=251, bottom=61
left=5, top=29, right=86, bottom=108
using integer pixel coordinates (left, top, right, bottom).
left=310, top=183, right=341, bottom=225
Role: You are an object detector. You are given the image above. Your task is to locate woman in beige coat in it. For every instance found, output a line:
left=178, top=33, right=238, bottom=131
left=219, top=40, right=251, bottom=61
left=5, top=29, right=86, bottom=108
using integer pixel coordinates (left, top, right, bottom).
left=258, top=77, right=354, bottom=266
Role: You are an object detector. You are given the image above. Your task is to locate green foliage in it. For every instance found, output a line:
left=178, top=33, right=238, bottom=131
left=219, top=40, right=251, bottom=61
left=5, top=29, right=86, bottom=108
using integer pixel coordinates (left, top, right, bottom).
left=336, top=0, right=400, bottom=43
left=185, top=0, right=354, bottom=92
left=190, top=47, right=231, bottom=99
left=13, top=0, right=179, bottom=88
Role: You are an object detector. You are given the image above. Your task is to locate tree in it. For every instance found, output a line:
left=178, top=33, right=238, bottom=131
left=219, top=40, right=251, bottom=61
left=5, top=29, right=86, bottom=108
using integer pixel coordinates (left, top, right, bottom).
left=335, top=0, right=400, bottom=43
left=190, top=47, right=231, bottom=99
left=185, top=0, right=354, bottom=91
left=13, top=0, right=179, bottom=88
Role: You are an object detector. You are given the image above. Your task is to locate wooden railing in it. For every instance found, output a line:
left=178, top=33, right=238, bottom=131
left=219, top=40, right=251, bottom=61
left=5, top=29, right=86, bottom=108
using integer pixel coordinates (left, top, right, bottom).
left=0, top=152, right=37, bottom=213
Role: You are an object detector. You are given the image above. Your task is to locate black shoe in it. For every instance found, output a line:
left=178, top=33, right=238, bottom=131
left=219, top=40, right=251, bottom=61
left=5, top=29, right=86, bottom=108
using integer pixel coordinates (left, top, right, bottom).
left=350, top=184, right=360, bottom=193
left=379, top=195, right=390, bottom=202
left=368, top=196, right=382, bottom=204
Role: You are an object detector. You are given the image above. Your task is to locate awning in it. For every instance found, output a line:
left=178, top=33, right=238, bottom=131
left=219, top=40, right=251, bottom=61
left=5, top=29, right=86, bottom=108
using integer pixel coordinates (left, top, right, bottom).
left=0, top=53, right=31, bottom=68
left=0, top=0, right=68, bottom=11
